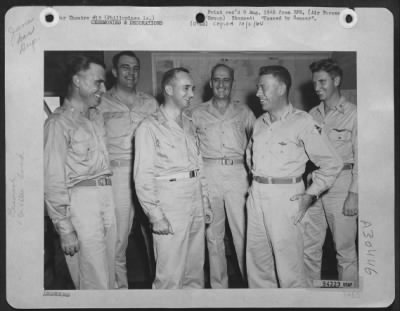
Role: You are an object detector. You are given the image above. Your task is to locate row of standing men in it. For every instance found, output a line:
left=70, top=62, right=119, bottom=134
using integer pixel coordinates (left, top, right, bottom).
left=44, top=51, right=358, bottom=289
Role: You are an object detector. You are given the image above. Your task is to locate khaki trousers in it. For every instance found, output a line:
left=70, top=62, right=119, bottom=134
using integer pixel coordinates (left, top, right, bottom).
left=152, top=177, right=205, bottom=289
left=65, top=185, right=117, bottom=289
left=246, top=181, right=307, bottom=288
left=110, top=165, right=135, bottom=289
left=203, top=163, right=248, bottom=288
left=301, top=170, right=358, bottom=286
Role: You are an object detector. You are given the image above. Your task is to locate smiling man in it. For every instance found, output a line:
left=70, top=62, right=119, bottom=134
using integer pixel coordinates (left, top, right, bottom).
left=44, top=55, right=117, bottom=289
left=97, top=51, right=158, bottom=288
left=245, top=65, right=343, bottom=288
left=302, top=58, right=358, bottom=286
left=188, top=64, right=255, bottom=288
left=134, top=67, right=213, bottom=289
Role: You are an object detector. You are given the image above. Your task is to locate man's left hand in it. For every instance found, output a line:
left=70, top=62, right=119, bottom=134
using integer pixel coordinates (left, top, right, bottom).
left=343, top=192, right=358, bottom=216
left=291, top=193, right=316, bottom=225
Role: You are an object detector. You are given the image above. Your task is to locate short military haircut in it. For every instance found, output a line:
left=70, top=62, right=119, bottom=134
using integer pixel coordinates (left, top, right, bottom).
left=64, top=54, right=105, bottom=94
left=259, top=65, right=292, bottom=94
left=309, top=58, right=343, bottom=81
left=112, top=51, right=140, bottom=69
left=211, top=63, right=234, bottom=80
left=161, top=67, right=190, bottom=95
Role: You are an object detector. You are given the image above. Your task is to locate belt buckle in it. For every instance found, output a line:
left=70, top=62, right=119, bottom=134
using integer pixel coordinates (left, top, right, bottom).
left=222, top=158, right=233, bottom=165
left=97, top=176, right=111, bottom=186
left=97, top=177, right=105, bottom=186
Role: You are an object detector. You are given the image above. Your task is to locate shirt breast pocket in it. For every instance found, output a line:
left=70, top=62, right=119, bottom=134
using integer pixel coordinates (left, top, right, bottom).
left=328, top=128, right=352, bottom=142
left=156, top=139, right=178, bottom=158
left=271, top=140, right=297, bottom=161
left=103, top=111, right=125, bottom=121
left=103, top=112, right=129, bottom=137
left=70, top=130, right=94, bottom=160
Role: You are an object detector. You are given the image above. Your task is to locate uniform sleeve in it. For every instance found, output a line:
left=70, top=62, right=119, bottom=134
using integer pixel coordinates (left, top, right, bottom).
left=349, top=115, right=358, bottom=193
left=133, top=122, right=165, bottom=224
left=299, top=118, right=343, bottom=197
left=189, top=114, right=209, bottom=207
left=245, top=120, right=256, bottom=172
left=198, top=156, right=210, bottom=208
left=44, top=118, right=75, bottom=235
left=149, top=96, right=159, bottom=113
left=245, top=108, right=256, bottom=139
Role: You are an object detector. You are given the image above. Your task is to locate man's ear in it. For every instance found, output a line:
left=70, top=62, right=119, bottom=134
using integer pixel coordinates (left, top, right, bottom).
left=165, top=84, right=173, bottom=96
left=278, top=82, right=286, bottom=97
left=112, top=68, right=117, bottom=78
left=333, top=76, right=341, bottom=88
left=72, top=75, right=80, bottom=88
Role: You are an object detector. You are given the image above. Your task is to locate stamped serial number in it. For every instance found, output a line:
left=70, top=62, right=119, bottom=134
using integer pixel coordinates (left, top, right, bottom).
left=313, top=280, right=355, bottom=288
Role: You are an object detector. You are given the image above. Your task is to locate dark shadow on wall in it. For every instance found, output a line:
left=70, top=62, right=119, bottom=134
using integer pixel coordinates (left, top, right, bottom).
left=105, top=70, right=115, bottom=90
left=202, top=81, right=213, bottom=103
left=246, top=92, right=263, bottom=118
left=299, top=80, right=320, bottom=112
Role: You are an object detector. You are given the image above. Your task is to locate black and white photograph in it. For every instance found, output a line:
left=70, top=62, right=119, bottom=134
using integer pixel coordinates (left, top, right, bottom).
left=43, top=50, right=358, bottom=291
left=5, top=6, right=395, bottom=309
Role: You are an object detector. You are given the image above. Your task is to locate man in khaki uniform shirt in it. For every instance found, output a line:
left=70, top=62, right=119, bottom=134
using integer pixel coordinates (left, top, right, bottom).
left=246, top=65, right=343, bottom=288
left=134, top=68, right=213, bottom=289
left=188, top=64, right=255, bottom=288
left=98, top=51, right=158, bottom=288
left=302, top=59, right=358, bottom=286
left=44, top=55, right=117, bottom=289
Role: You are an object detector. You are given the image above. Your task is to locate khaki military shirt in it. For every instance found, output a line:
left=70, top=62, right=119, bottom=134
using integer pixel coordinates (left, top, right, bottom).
left=98, top=87, right=158, bottom=161
left=309, top=96, right=358, bottom=193
left=44, top=100, right=112, bottom=235
left=189, top=99, right=255, bottom=159
left=134, top=106, right=208, bottom=223
left=247, top=104, right=343, bottom=197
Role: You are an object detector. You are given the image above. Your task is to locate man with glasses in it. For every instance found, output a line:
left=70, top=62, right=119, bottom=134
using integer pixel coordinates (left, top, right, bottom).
left=189, top=64, right=255, bottom=288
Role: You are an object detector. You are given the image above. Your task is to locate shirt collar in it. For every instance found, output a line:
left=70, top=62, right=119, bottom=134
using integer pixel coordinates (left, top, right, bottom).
left=108, top=86, right=143, bottom=104
left=158, top=105, right=188, bottom=129
left=207, top=98, right=235, bottom=117
left=263, top=103, right=293, bottom=124
left=62, top=98, right=87, bottom=117
left=317, top=96, right=346, bottom=115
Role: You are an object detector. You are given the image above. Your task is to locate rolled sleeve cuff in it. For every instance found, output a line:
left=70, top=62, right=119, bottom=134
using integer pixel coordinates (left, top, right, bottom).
left=55, top=218, right=75, bottom=235
left=148, top=207, right=165, bottom=224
